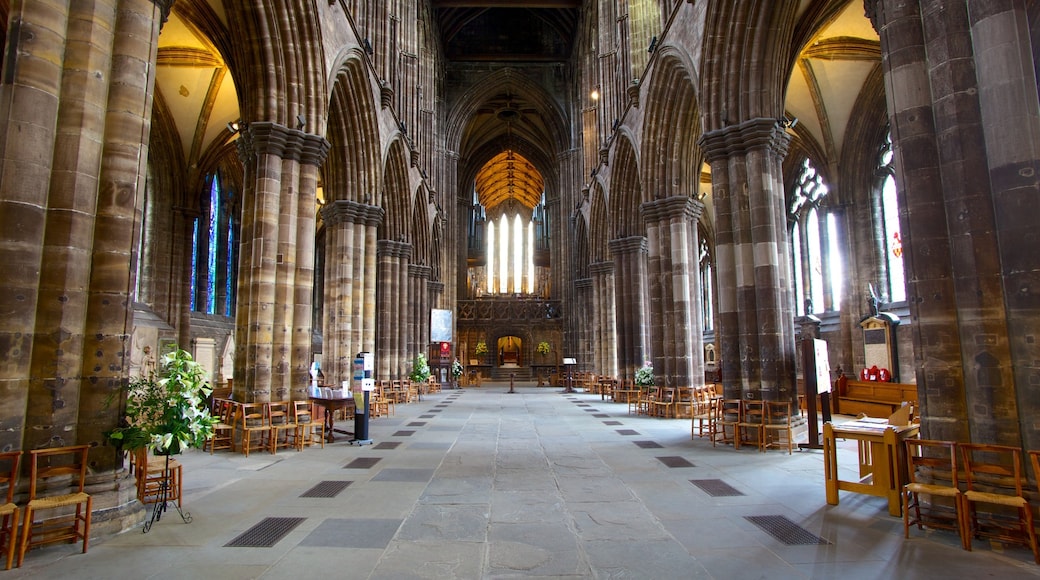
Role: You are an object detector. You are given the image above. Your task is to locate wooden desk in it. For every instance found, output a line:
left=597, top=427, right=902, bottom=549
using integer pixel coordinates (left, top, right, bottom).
left=309, top=397, right=356, bottom=442
left=823, top=418, right=919, bottom=516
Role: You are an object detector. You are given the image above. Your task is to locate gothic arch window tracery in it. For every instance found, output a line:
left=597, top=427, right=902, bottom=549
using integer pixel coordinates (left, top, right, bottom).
left=877, top=133, right=906, bottom=303
left=789, top=157, right=842, bottom=315
left=191, top=171, right=237, bottom=316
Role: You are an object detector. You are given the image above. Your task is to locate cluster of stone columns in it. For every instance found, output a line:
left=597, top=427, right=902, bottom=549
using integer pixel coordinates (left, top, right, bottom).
left=232, top=122, right=329, bottom=403
left=590, top=262, right=618, bottom=378
left=0, top=0, right=169, bottom=466
left=642, top=196, right=705, bottom=388
left=376, top=240, right=413, bottom=379
left=319, top=200, right=382, bottom=384
left=867, top=0, right=1040, bottom=447
left=608, top=237, right=650, bottom=382
left=699, top=118, right=797, bottom=403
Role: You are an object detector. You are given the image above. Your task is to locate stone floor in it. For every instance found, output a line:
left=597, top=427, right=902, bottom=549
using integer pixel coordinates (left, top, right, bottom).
left=11, top=383, right=1040, bottom=579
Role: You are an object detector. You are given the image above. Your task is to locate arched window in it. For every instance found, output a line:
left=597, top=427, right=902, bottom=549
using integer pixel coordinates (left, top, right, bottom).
left=789, top=158, right=842, bottom=315
left=699, top=237, right=713, bottom=332
left=878, top=134, right=906, bottom=303
left=191, top=172, right=237, bottom=316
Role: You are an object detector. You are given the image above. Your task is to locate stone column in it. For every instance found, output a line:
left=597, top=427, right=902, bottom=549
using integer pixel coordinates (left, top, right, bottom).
left=0, top=2, right=78, bottom=452
left=76, top=0, right=169, bottom=459
left=590, top=261, right=617, bottom=378
left=320, top=200, right=358, bottom=385
left=234, top=122, right=328, bottom=401
left=408, top=264, right=431, bottom=361
left=609, top=237, right=649, bottom=382
left=321, top=200, right=382, bottom=383
left=642, top=196, right=705, bottom=388
left=290, top=138, right=329, bottom=400
left=574, top=278, right=593, bottom=372
left=699, top=118, right=795, bottom=402
left=867, top=0, right=1040, bottom=446
left=376, top=240, right=410, bottom=379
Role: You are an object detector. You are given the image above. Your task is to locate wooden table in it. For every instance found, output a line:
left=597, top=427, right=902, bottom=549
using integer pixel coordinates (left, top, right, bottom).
left=823, top=418, right=919, bottom=516
left=309, top=396, right=356, bottom=442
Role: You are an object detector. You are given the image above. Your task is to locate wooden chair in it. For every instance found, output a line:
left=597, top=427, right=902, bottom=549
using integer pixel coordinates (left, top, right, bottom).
left=291, top=400, right=325, bottom=450
left=204, top=398, right=235, bottom=454
left=762, top=401, right=795, bottom=454
left=235, top=403, right=270, bottom=457
left=18, top=445, right=92, bottom=567
left=131, top=448, right=183, bottom=508
left=737, top=400, right=766, bottom=450
left=960, top=443, right=1039, bottom=563
left=267, top=401, right=298, bottom=454
left=0, top=451, right=20, bottom=570
left=690, top=388, right=714, bottom=439
left=903, top=439, right=964, bottom=548
left=715, top=399, right=742, bottom=447
left=671, top=387, right=694, bottom=419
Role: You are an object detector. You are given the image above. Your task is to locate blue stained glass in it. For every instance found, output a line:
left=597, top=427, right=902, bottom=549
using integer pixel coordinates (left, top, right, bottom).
left=206, top=179, right=219, bottom=314
left=190, top=218, right=199, bottom=311
left=226, top=220, right=234, bottom=315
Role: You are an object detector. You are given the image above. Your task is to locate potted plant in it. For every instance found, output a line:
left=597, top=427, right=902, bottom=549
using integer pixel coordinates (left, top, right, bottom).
left=635, top=361, right=655, bottom=389
left=409, top=353, right=431, bottom=384
left=451, top=358, right=464, bottom=388
left=107, top=348, right=218, bottom=455
left=474, top=340, right=488, bottom=362
left=536, top=341, right=552, bottom=358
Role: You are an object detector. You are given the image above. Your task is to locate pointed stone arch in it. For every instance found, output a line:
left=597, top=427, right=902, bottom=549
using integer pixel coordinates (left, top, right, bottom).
left=381, top=138, right=413, bottom=243
left=641, top=49, right=703, bottom=200
left=325, top=51, right=383, bottom=204
left=608, top=135, right=643, bottom=239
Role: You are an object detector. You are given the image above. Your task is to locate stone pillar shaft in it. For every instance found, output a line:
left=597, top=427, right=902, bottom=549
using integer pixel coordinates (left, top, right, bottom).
left=642, top=196, right=705, bottom=387
left=699, top=118, right=795, bottom=402
left=609, top=236, right=649, bottom=382
left=591, top=261, right=617, bottom=377
left=868, top=0, right=1040, bottom=445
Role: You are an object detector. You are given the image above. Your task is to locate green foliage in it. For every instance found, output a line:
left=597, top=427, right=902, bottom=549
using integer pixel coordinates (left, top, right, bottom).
left=536, top=341, right=552, bottom=356
left=409, top=353, right=431, bottom=383
left=107, top=348, right=217, bottom=453
left=451, top=358, right=464, bottom=378
left=474, top=341, right=488, bottom=356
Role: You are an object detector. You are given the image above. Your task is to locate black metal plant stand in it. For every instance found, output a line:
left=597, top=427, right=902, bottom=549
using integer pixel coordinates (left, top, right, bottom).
left=143, top=453, right=191, bottom=533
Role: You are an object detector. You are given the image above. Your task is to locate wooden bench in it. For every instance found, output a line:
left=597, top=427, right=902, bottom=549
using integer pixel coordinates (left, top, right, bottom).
left=834, top=375, right=917, bottom=418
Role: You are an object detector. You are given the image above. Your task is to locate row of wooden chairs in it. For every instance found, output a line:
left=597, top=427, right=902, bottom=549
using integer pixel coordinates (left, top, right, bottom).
left=206, top=399, right=326, bottom=457
left=693, top=397, right=797, bottom=454
left=903, top=440, right=1040, bottom=563
left=0, top=446, right=92, bottom=569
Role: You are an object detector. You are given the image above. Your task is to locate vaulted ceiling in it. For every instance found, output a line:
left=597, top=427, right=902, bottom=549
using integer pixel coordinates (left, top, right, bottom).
left=432, top=1, right=581, bottom=62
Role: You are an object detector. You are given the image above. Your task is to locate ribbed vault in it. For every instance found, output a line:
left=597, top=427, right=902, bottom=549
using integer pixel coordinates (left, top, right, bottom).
left=474, top=150, right=543, bottom=220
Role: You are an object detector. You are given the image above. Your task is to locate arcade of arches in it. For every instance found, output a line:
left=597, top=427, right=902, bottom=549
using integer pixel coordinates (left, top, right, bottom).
left=1, top=0, right=1039, bottom=537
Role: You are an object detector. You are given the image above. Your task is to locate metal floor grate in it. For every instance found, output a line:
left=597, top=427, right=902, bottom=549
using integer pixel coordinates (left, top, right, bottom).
left=344, top=457, right=381, bottom=469
left=616, top=429, right=641, bottom=436
left=225, top=517, right=305, bottom=547
left=603, top=420, right=623, bottom=425
left=656, top=456, right=695, bottom=468
left=593, top=414, right=610, bottom=418
left=301, top=480, right=353, bottom=498
left=407, top=422, right=427, bottom=426
left=745, top=515, right=830, bottom=545
left=634, top=440, right=663, bottom=449
left=374, top=442, right=401, bottom=449
left=690, top=479, right=744, bottom=497
left=392, top=430, right=416, bottom=437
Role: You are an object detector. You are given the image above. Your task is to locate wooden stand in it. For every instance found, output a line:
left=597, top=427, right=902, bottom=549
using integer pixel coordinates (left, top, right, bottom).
left=143, top=453, right=190, bottom=533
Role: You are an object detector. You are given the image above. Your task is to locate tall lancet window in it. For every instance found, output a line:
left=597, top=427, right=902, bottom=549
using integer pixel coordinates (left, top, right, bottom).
left=878, top=133, right=906, bottom=303
left=789, top=158, right=842, bottom=315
